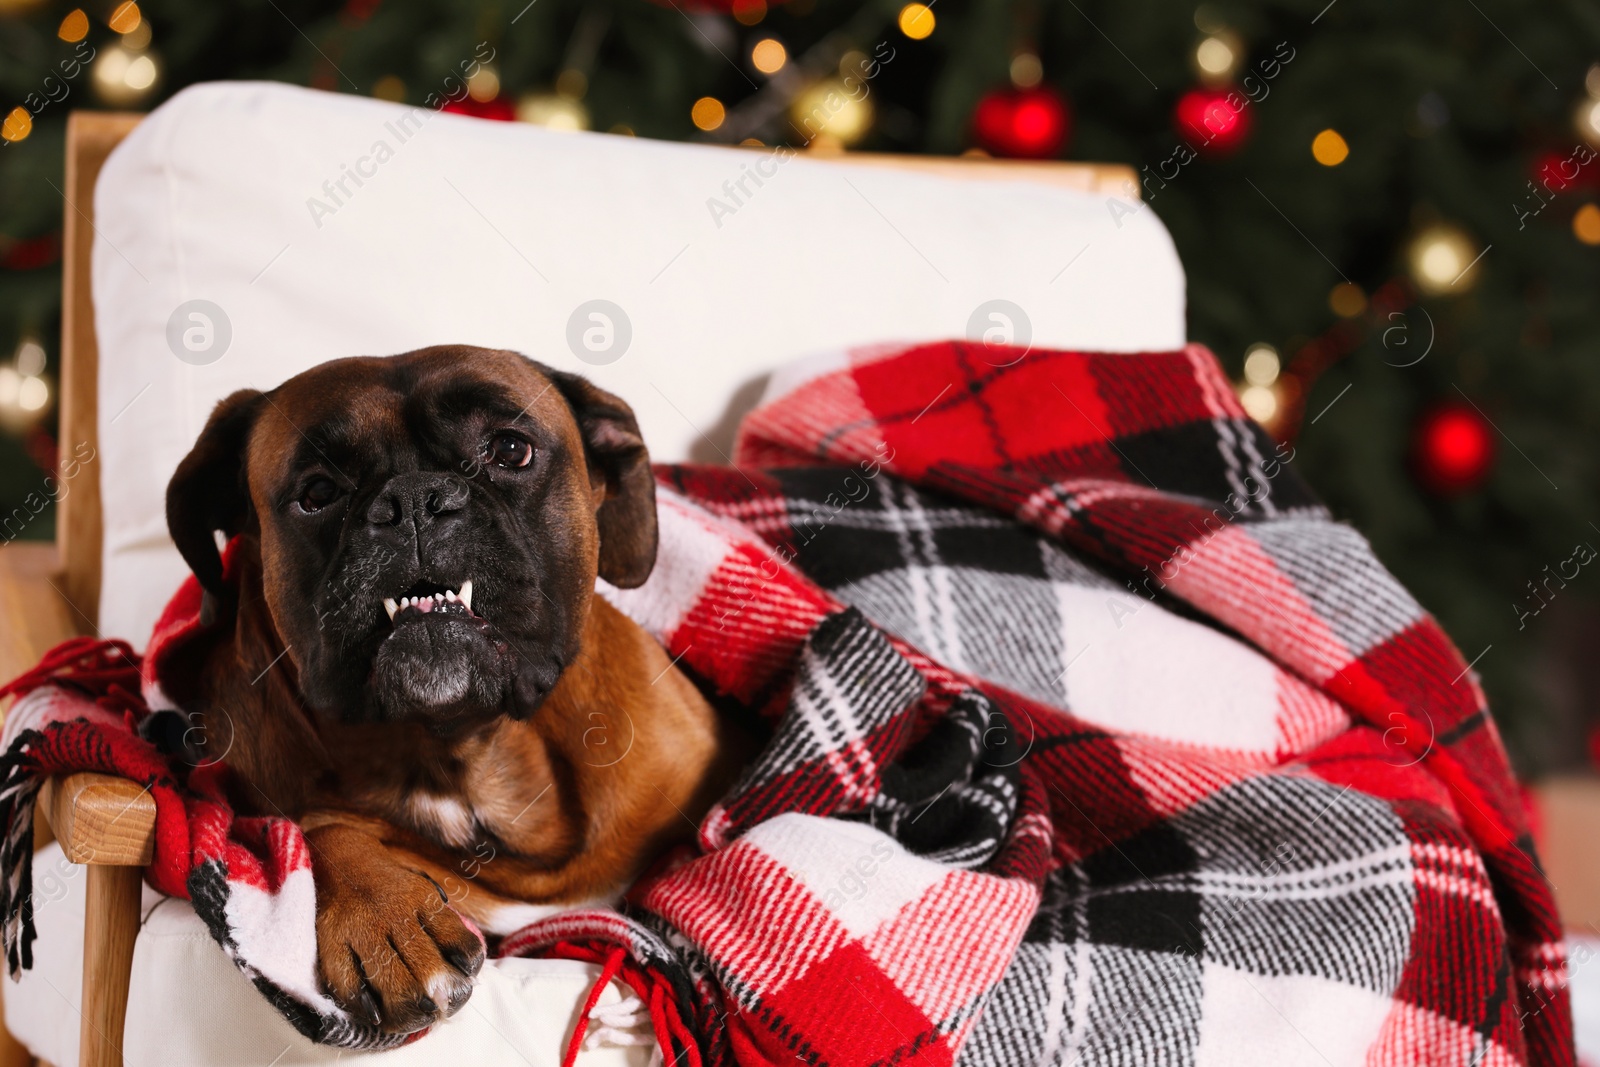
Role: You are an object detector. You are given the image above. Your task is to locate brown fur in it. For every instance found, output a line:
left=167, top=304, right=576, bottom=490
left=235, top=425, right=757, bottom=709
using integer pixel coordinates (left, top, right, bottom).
left=163, top=348, right=745, bottom=1034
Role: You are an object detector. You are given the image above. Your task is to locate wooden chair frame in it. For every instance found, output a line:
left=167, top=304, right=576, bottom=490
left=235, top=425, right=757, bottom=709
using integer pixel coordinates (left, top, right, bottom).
left=2, top=108, right=1597, bottom=1067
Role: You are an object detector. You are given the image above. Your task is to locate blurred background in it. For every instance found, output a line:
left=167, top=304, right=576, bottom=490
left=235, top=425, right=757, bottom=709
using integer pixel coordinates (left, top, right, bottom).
left=1, top=0, right=1597, bottom=778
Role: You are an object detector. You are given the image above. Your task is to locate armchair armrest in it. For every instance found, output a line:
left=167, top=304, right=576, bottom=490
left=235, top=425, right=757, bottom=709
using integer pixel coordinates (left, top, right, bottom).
left=42, top=774, right=156, bottom=866
left=40, top=773, right=155, bottom=1067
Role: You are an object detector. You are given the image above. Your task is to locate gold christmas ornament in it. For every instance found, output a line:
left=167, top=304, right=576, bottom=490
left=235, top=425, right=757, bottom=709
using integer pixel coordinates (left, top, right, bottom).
left=791, top=80, right=873, bottom=146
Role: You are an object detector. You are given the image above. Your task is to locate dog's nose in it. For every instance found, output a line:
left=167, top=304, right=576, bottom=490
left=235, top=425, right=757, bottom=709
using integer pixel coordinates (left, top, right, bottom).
left=365, top=472, right=470, bottom=528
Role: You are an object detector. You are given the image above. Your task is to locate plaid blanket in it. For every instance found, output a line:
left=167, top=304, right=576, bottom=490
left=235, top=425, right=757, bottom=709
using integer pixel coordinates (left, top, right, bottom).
left=0, top=341, right=1573, bottom=1065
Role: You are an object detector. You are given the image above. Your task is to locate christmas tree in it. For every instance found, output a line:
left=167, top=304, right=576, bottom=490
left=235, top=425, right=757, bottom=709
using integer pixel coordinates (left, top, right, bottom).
left=2, top=0, right=1598, bottom=773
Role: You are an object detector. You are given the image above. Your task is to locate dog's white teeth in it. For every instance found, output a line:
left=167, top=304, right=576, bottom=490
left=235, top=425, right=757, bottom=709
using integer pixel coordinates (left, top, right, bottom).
left=459, top=580, right=473, bottom=611
left=433, top=592, right=443, bottom=602
left=445, top=589, right=457, bottom=602
left=383, top=598, right=398, bottom=621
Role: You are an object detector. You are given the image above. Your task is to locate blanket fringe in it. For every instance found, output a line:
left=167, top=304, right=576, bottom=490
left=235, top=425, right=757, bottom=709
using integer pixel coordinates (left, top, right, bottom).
left=0, top=730, right=44, bottom=976
left=0, top=636, right=143, bottom=715
left=563, top=946, right=628, bottom=1067
left=0, top=638, right=148, bottom=975
left=554, top=941, right=702, bottom=1067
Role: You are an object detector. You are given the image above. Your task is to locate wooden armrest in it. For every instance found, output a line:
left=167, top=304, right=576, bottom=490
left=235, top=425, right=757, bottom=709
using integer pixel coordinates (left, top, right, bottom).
left=42, top=774, right=155, bottom=866
left=0, top=543, right=87, bottom=687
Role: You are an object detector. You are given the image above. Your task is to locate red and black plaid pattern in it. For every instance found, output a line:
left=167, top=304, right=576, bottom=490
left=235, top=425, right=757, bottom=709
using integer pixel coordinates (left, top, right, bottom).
left=519, top=340, right=1570, bottom=1065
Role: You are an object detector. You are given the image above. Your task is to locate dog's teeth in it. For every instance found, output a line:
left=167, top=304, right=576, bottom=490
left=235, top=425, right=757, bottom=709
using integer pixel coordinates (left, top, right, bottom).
left=433, top=592, right=443, bottom=602
left=445, top=589, right=457, bottom=602
left=459, top=580, right=473, bottom=611
left=383, top=598, right=398, bottom=621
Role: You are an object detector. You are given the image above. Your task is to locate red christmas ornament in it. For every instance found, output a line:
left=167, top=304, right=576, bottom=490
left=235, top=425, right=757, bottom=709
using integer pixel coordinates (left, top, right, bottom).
left=1411, top=400, right=1495, bottom=495
left=971, top=86, right=1071, bottom=159
left=442, top=96, right=516, bottom=122
left=1531, top=148, right=1599, bottom=194
left=1173, top=88, right=1252, bottom=154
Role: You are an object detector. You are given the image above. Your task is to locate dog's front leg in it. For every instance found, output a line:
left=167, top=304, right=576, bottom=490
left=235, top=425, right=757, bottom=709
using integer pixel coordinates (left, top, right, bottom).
left=303, top=817, right=487, bottom=1035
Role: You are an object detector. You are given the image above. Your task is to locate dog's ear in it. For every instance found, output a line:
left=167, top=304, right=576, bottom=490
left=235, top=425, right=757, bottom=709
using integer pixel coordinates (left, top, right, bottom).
left=167, top=389, right=266, bottom=599
left=549, top=371, right=657, bottom=588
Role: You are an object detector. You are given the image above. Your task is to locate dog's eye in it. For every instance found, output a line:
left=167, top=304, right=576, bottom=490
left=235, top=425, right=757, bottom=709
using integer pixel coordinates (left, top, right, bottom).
left=298, top=476, right=340, bottom=512
left=486, top=433, right=533, bottom=469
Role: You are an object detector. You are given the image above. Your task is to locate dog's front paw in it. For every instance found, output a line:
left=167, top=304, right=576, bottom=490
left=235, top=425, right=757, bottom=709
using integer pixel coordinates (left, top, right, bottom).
left=308, top=826, right=487, bottom=1035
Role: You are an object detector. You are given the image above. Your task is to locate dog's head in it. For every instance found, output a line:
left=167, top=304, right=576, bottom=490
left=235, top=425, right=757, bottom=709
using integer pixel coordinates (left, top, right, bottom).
left=166, top=345, right=656, bottom=734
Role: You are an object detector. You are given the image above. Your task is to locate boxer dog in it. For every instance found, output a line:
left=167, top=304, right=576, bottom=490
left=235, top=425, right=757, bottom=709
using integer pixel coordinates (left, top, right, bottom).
left=161, top=346, right=743, bottom=1035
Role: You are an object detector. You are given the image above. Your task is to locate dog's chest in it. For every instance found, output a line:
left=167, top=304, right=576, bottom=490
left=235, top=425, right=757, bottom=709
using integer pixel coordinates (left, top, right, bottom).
left=402, top=791, right=482, bottom=849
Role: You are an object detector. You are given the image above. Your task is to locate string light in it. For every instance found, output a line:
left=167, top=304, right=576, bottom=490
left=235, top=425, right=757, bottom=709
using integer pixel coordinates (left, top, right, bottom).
left=58, top=8, right=89, bottom=42
left=0, top=368, right=19, bottom=409
left=1009, top=53, right=1043, bottom=89
left=122, top=17, right=151, bottom=50
left=107, top=1, right=140, bottom=34
left=691, top=96, right=726, bottom=132
left=1312, top=128, right=1349, bottom=166
left=517, top=93, right=589, bottom=131
left=1, top=108, right=31, bottom=145
left=1329, top=282, right=1367, bottom=317
left=1578, top=97, right=1600, bottom=146
left=555, top=69, right=587, bottom=100
left=897, top=3, right=935, bottom=40
left=1243, top=343, right=1280, bottom=386
left=15, top=339, right=45, bottom=377
left=1239, top=384, right=1279, bottom=424
left=372, top=75, right=405, bottom=102
left=1194, top=32, right=1242, bottom=85
left=18, top=376, right=48, bottom=413
left=1574, top=203, right=1600, bottom=245
left=751, top=38, right=787, bottom=75
left=1407, top=224, right=1480, bottom=295
left=93, top=45, right=160, bottom=105
left=466, top=66, right=500, bottom=103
